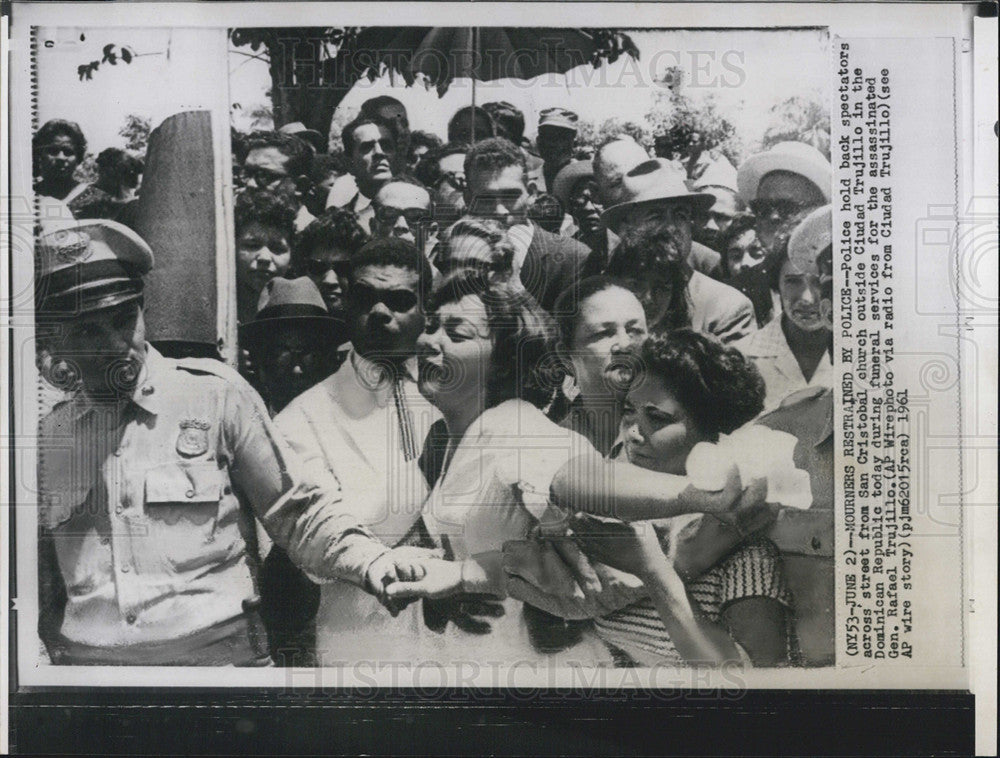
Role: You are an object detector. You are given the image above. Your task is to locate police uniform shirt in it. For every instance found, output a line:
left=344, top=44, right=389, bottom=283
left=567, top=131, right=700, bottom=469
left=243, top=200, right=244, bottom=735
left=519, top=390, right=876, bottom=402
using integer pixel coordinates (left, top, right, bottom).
left=39, top=344, right=389, bottom=649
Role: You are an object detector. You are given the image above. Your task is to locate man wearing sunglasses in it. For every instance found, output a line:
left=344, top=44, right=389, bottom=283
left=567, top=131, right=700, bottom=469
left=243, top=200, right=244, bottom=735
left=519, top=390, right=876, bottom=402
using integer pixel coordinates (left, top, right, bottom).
left=736, top=141, right=831, bottom=263
left=274, top=238, right=444, bottom=663
left=371, top=177, right=437, bottom=257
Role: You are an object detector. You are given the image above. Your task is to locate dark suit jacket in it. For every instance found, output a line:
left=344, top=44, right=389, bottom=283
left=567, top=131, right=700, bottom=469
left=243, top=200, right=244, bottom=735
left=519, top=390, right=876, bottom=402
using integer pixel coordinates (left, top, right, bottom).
left=519, top=223, right=592, bottom=313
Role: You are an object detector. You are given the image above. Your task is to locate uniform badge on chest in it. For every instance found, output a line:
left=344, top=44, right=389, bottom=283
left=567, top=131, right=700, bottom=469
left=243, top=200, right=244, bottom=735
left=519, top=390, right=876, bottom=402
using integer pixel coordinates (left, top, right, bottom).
left=177, top=418, right=211, bottom=457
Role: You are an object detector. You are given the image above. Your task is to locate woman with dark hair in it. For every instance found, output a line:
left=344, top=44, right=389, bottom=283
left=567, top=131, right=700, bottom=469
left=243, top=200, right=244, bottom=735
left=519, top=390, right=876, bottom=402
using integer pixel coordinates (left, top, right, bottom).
left=94, top=148, right=144, bottom=202
left=33, top=119, right=115, bottom=219
left=573, top=329, right=798, bottom=666
left=384, top=272, right=761, bottom=661
left=433, top=216, right=514, bottom=279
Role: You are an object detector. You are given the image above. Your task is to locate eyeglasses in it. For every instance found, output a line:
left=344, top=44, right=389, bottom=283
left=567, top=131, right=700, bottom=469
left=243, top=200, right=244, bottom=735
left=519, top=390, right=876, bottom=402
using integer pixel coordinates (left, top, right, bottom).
left=305, top=258, right=351, bottom=279
left=749, top=198, right=811, bottom=220
left=436, top=171, right=466, bottom=192
left=374, top=205, right=430, bottom=227
left=41, top=144, right=77, bottom=159
left=348, top=282, right=419, bottom=313
left=240, top=165, right=289, bottom=189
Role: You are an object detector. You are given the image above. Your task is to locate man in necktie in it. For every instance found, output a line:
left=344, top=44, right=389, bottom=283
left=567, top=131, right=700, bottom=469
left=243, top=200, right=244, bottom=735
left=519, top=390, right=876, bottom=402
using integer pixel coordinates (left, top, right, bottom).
left=274, top=238, right=445, bottom=663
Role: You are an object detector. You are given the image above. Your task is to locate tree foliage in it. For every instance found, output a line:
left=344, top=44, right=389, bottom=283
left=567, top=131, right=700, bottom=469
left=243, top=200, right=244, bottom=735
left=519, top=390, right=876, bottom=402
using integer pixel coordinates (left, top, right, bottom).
left=646, top=66, right=743, bottom=173
left=119, top=114, right=151, bottom=154
left=760, top=94, right=831, bottom=159
left=229, top=27, right=638, bottom=143
left=576, top=117, right=653, bottom=154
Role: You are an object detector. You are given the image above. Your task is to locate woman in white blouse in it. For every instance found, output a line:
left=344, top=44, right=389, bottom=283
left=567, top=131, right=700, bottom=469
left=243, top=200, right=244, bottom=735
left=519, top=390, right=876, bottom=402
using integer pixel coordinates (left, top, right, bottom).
left=385, top=271, right=756, bottom=663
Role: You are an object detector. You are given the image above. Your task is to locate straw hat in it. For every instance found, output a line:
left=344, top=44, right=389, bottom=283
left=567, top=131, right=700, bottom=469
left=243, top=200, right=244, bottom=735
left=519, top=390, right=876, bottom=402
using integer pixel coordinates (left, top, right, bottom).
left=736, top=141, right=831, bottom=203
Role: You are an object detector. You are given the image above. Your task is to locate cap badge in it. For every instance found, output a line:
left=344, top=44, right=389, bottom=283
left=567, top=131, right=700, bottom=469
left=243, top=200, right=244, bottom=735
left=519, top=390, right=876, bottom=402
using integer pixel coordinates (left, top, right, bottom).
left=51, top=229, right=92, bottom=263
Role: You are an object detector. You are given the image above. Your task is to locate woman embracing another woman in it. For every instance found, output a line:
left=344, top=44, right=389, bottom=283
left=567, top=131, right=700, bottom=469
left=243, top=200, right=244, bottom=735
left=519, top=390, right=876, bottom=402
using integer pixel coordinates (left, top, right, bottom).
left=384, top=269, right=768, bottom=664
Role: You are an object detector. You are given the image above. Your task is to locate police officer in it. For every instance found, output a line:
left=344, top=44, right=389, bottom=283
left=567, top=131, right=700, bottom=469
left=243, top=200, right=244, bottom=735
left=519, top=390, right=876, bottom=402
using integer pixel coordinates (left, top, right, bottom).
left=35, top=219, right=430, bottom=665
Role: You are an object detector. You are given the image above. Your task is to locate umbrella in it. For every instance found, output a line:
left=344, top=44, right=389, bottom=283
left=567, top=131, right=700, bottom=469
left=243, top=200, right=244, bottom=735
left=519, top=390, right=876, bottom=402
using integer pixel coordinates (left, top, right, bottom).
left=351, top=26, right=638, bottom=140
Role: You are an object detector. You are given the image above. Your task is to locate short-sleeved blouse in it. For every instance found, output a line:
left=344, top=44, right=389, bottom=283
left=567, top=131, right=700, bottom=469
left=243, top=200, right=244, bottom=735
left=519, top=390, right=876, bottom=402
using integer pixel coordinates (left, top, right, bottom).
left=594, top=537, right=795, bottom=667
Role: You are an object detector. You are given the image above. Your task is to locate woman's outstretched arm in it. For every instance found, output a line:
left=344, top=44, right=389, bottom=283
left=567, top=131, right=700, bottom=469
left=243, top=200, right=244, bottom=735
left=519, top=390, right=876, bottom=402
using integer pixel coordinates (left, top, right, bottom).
left=551, top=451, right=757, bottom=522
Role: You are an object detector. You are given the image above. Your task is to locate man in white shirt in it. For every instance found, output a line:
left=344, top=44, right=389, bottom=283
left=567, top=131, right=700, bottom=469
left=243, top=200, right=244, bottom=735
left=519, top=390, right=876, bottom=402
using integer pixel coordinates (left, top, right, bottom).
left=274, top=238, right=442, bottom=663
left=325, top=115, right=397, bottom=233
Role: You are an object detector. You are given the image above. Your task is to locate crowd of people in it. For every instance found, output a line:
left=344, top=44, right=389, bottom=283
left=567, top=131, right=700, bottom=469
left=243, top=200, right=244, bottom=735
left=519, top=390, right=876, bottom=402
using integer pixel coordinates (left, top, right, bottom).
left=31, top=91, right=835, bottom=670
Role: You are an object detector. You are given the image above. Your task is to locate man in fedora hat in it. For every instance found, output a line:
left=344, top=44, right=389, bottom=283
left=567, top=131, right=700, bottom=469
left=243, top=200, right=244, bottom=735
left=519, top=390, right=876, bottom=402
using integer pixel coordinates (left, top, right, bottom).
left=240, top=276, right=349, bottom=415
left=239, top=276, right=348, bottom=665
left=603, top=158, right=756, bottom=343
left=35, top=219, right=436, bottom=665
left=737, top=140, right=831, bottom=262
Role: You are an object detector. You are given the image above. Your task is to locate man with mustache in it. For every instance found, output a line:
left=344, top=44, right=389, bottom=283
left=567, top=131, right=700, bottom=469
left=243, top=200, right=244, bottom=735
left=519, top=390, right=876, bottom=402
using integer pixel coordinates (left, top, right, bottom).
left=239, top=130, right=316, bottom=232
left=604, top=159, right=756, bottom=343
left=327, top=115, right=397, bottom=234
left=35, top=219, right=427, bottom=666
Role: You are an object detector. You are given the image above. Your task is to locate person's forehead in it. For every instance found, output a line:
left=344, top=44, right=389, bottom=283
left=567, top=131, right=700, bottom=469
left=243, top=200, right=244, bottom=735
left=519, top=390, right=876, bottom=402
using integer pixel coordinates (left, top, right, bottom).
left=628, top=372, right=674, bottom=407
left=245, top=146, right=290, bottom=171
left=354, top=263, right=419, bottom=289
left=311, top=244, right=351, bottom=261
left=438, top=153, right=466, bottom=173
left=354, top=123, right=393, bottom=143
left=71, top=302, right=139, bottom=329
left=727, top=229, right=757, bottom=251
left=238, top=220, right=286, bottom=238
left=439, top=294, right=488, bottom=323
left=377, top=183, right=431, bottom=208
left=469, top=164, right=525, bottom=189
left=580, top=286, right=642, bottom=323
left=268, top=321, right=318, bottom=344
left=706, top=187, right=738, bottom=207
left=781, top=256, right=822, bottom=278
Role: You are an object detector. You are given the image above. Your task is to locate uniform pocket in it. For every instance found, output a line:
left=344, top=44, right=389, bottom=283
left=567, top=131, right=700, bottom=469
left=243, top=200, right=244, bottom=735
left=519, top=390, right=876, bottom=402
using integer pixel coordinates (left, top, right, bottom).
left=144, top=462, right=227, bottom=572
